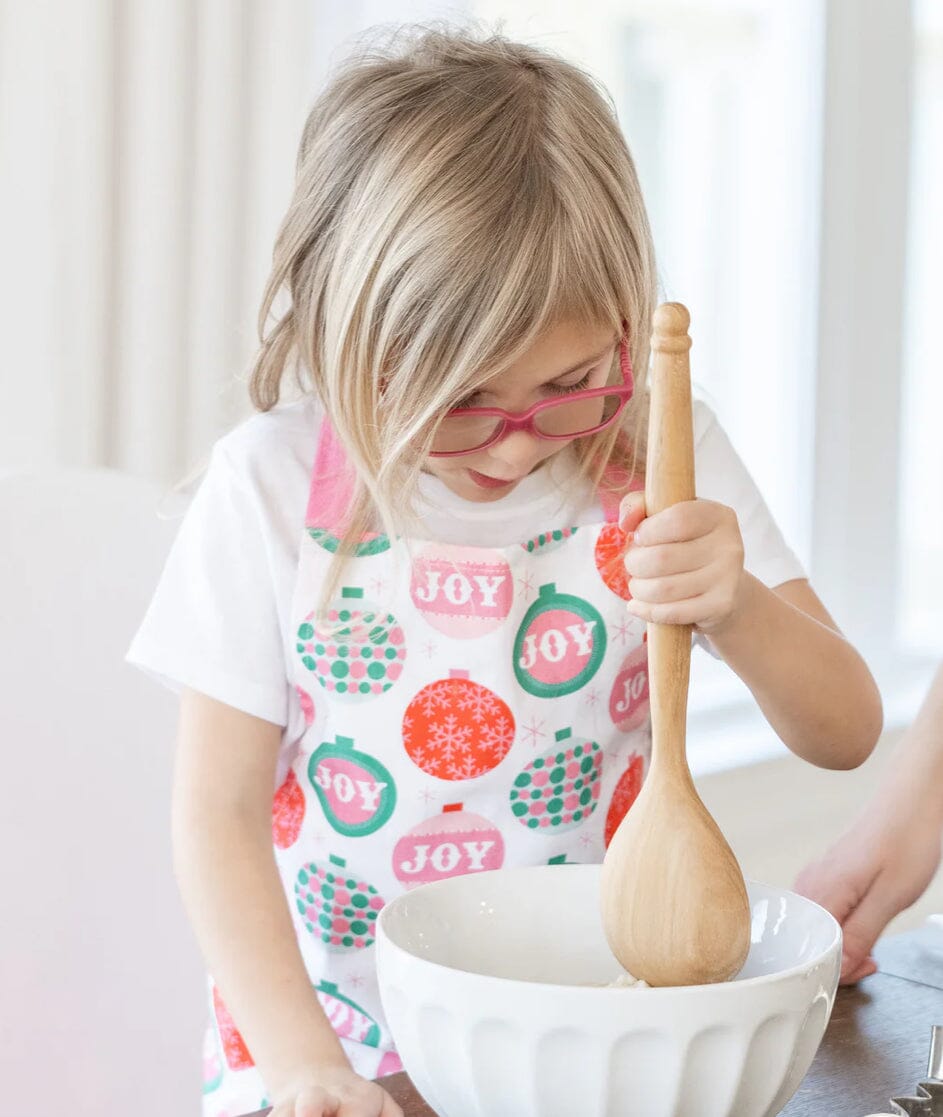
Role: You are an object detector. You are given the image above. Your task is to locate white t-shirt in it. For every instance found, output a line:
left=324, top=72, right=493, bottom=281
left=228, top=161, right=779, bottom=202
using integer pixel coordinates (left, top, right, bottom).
left=128, top=396, right=804, bottom=730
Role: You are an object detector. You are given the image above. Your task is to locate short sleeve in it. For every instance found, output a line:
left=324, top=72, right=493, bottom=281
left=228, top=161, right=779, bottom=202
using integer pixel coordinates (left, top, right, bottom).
left=127, top=443, right=291, bottom=727
left=693, top=401, right=806, bottom=589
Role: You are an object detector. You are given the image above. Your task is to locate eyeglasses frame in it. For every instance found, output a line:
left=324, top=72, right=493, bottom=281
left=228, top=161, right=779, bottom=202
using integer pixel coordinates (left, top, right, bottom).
left=428, top=332, right=635, bottom=458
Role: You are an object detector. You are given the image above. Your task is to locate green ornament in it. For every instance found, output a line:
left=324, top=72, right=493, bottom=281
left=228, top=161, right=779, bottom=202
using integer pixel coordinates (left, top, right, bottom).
left=308, top=735, right=397, bottom=838
left=307, top=527, right=391, bottom=557
left=513, top=583, right=606, bottom=697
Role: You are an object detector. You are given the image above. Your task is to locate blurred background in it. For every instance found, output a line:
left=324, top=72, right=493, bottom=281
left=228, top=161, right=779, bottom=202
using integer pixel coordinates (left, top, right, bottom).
left=1, top=0, right=940, bottom=771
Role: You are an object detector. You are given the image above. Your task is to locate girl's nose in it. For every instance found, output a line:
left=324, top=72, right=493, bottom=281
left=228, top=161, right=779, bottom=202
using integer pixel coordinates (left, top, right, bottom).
left=485, top=430, right=542, bottom=476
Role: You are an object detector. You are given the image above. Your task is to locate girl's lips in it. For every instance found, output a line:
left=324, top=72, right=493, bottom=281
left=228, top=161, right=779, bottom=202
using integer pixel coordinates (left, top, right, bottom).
left=467, top=469, right=518, bottom=490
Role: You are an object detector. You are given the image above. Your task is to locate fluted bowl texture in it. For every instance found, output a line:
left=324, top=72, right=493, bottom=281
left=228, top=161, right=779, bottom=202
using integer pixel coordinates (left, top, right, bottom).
left=376, top=865, right=841, bottom=1117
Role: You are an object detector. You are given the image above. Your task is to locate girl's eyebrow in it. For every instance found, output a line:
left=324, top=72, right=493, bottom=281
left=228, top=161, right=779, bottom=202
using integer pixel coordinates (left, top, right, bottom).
left=463, top=333, right=622, bottom=404
left=545, top=334, right=620, bottom=383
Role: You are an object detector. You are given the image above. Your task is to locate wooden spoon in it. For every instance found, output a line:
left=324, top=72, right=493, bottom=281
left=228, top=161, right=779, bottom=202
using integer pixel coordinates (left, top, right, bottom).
left=600, top=302, right=751, bottom=987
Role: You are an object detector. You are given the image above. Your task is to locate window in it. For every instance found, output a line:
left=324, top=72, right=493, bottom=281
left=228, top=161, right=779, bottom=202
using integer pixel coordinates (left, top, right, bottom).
left=471, top=0, right=826, bottom=769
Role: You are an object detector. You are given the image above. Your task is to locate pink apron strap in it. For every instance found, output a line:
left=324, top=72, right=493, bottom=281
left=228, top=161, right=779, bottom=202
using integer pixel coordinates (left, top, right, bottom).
left=305, top=415, right=357, bottom=532
left=599, top=444, right=645, bottom=524
left=599, top=473, right=644, bottom=524
left=598, top=328, right=642, bottom=523
left=598, top=482, right=622, bottom=524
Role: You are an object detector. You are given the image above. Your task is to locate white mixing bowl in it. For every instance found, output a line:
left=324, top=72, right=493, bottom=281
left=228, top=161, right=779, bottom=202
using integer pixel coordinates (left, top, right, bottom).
left=377, top=865, right=841, bottom=1117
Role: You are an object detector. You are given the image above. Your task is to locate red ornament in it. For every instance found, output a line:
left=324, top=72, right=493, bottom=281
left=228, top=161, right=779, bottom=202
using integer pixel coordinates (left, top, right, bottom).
left=604, top=753, right=646, bottom=848
left=594, top=522, right=631, bottom=600
left=212, top=986, right=254, bottom=1071
left=272, top=769, right=305, bottom=849
left=403, top=670, right=515, bottom=781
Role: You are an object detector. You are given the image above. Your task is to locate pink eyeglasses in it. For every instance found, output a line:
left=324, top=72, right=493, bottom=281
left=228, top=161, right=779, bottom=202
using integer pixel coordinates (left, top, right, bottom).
left=429, top=333, right=634, bottom=458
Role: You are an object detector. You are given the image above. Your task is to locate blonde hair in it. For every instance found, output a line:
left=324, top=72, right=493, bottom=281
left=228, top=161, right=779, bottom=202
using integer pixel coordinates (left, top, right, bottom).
left=250, top=25, right=656, bottom=597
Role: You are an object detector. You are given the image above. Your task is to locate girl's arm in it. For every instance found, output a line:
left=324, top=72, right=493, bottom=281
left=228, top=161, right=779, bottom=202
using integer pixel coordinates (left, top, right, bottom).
left=620, top=494, right=882, bottom=770
left=702, top=574, right=882, bottom=770
left=173, top=689, right=401, bottom=1117
left=796, top=662, right=943, bottom=982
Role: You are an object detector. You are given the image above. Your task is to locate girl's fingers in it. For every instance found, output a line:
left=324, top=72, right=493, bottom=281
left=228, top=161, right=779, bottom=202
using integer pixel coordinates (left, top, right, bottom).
left=633, top=500, right=718, bottom=546
left=625, top=595, right=710, bottom=627
left=628, top=566, right=718, bottom=606
left=334, top=1092, right=401, bottom=1117
left=624, top=537, right=715, bottom=579
left=296, top=1088, right=335, bottom=1117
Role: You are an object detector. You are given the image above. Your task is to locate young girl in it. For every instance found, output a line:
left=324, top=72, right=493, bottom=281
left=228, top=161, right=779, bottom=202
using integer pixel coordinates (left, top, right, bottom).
left=129, top=27, right=882, bottom=1117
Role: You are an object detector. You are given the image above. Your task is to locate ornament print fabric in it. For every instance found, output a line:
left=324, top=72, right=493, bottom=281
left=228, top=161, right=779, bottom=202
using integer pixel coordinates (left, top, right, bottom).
left=201, top=418, right=652, bottom=1113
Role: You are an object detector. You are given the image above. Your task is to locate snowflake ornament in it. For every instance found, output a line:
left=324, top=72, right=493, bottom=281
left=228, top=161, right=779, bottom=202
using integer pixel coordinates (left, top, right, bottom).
left=402, top=669, right=515, bottom=781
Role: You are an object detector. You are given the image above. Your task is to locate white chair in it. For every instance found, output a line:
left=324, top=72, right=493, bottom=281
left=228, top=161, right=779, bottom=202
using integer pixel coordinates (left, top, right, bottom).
left=0, top=469, right=205, bottom=1115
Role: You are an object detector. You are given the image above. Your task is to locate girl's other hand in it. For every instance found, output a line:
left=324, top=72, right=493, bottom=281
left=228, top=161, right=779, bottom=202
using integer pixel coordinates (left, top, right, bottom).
left=619, top=492, right=746, bottom=633
left=270, top=1065, right=404, bottom=1117
left=795, top=811, right=943, bottom=984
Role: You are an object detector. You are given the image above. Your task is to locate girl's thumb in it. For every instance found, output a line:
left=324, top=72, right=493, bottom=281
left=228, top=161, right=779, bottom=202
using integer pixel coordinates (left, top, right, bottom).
left=619, top=491, right=646, bottom=534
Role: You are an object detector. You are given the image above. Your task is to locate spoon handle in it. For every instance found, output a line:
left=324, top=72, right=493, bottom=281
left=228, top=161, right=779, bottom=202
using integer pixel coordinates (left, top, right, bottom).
left=645, top=304, right=695, bottom=781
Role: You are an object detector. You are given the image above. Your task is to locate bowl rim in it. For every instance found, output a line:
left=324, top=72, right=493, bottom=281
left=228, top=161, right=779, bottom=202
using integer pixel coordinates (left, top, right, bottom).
left=376, top=865, right=842, bottom=996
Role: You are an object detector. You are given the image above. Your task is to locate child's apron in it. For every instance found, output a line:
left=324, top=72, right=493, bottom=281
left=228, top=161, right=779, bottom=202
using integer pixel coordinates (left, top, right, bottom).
left=201, top=418, right=652, bottom=1115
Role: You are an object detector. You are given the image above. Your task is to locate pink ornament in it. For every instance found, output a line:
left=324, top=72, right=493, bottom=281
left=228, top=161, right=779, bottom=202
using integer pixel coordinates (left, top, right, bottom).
left=410, top=543, right=512, bottom=638
left=314, top=981, right=381, bottom=1046
left=377, top=1051, right=403, bottom=1077
left=514, top=583, right=606, bottom=698
left=608, top=643, right=650, bottom=732
left=296, top=685, right=316, bottom=726
left=393, top=802, right=505, bottom=888
left=308, top=736, right=397, bottom=837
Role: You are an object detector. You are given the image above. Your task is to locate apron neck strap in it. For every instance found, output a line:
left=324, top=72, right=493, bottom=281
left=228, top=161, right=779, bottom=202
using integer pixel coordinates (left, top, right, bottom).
left=305, top=415, right=357, bottom=532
